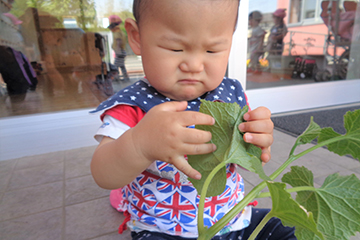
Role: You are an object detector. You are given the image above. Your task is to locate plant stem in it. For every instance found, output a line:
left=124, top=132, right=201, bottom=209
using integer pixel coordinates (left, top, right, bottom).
left=269, top=134, right=347, bottom=182
left=198, top=161, right=227, bottom=236
left=199, top=134, right=346, bottom=239
left=201, top=181, right=267, bottom=239
left=257, top=186, right=317, bottom=198
left=248, top=212, right=274, bottom=240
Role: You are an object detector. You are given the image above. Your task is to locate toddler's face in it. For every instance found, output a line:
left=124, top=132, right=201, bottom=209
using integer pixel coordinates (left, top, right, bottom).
left=137, top=0, right=238, bottom=101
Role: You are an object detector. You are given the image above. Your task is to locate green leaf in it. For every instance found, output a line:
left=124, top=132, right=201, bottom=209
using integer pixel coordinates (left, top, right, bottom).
left=298, top=117, right=321, bottom=145
left=266, top=181, right=324, bottom=240
left=318, top=109, right=360, bottom=161
left=188, top=100, right=268, bottom=197
left=290, top=117, right=321, bottom=156
left=282, top=166, right=360, bottom=240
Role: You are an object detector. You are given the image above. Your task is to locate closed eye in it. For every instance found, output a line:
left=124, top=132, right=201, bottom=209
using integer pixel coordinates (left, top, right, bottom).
left=172, top=49, right=183, bottom=52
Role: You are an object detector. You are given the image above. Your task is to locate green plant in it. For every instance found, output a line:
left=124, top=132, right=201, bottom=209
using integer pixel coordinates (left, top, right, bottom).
left=188, top=100, right=360, bottom=240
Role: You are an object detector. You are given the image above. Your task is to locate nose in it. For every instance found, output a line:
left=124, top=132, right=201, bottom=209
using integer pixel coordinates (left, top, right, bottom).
left=179, top=54, right=204, bottom=73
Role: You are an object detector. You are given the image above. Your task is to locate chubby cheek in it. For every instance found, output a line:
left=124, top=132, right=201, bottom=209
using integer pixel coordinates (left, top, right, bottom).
left=205, top=62, right=228, bottom=88
left=143, top=58, right=176, bottom=83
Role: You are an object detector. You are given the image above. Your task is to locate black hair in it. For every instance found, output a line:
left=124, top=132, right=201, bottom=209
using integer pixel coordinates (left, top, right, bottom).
left=132, top=0, right=240, bottom=25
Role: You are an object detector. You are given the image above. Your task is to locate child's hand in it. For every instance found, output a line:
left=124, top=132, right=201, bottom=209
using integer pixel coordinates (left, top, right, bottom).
left=130, top=101, right=216, bottom=180
left=238, top=107, right=274, bottom=164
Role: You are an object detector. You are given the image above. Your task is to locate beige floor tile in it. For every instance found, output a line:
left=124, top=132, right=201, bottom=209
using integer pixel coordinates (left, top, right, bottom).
left=15, top=151, right=65, bottom=170
left=65, top=155, right=92, bottom=179
left=0, top=208, right=63, bottom=240
left=0, top=170, right=11, bottom=193
left=65, top=175, right=110, bottom=206
left=65, top=146, right=97, bottom=161
left=65, top=197, right=125, bottom=240
left=0, top=158, right=17, bottom=174
left=0, top=181, right=63, bottom=221
left=7, top=161, right=64, bottom=191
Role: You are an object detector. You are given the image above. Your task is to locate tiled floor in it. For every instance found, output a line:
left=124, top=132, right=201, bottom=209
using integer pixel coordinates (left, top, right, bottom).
left=1, top=130, right=360, bottom=239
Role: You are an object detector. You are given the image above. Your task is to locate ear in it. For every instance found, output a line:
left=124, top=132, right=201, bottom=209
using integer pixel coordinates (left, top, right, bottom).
left=125, top=18, right=141, bottom=55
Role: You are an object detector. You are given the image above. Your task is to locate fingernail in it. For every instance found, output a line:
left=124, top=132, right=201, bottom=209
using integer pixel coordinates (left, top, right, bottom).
left=244, top=133, right=253, bottom=142
left=195, top=174, right=201, bottom=180
left=243, top=113, right=250, bottom=121
left=239, top=124, right=245, bottom=132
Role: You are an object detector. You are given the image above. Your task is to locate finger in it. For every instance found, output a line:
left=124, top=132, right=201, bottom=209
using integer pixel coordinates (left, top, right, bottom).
left=182, top=128, right=212, bottom=144
left=184, top=142, right=217, bottom=156
left=261, top=147, right=271, bottom=163
left=156, top=101, right=188, bottom=112
left=239, top=119, right=274, bottom=134
left=181, top=111, right=215, bottom=127
left=173, top=156, right=202, bottom=180
left=243, top=132, right=273, bottom=148
left=243, top=106, right=271, bottom=121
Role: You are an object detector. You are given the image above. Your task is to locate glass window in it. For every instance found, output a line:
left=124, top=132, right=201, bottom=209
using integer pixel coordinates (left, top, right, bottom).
left=0, top=0, right=143, bottom=118
left=246, top=0, right=360, bottom=90
left=304, top=0, right=317, bottom=19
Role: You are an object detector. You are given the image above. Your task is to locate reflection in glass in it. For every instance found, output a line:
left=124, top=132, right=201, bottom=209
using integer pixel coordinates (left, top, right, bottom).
left=304, top=0, right=317, bottom=19
left=0, top=0, right=143, bottom=118
left=246, top=0, right=359, bottom=90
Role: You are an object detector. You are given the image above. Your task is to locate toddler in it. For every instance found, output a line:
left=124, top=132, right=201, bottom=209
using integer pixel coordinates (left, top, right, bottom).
left=108, top=15, right=130, bottom=81
left=91, top=1, right=296, bottom=239
left=267, top=8, right=288, bottom=55
left=248, top=10, right=266, bottom=74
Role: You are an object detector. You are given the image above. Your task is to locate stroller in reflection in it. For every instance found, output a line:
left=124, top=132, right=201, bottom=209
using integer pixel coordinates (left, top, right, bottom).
left=93, top=33, right=119, bottom=96
left=315, top=0, right=357, bottom=81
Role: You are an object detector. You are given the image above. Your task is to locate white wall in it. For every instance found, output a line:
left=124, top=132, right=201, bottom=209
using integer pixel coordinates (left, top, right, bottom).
left=0, top=109, right=100, bottom=161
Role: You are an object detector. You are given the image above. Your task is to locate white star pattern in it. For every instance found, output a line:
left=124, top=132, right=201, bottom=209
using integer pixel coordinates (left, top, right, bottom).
left=91, top=79, right=247, bottom=118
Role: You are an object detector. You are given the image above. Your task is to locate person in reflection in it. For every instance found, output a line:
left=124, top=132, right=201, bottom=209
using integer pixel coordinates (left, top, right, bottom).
left=90, top=1, right=296, bottom=239
left=0, top=2, right=38, bottom=105
left=108, top=15, right=130, bottom=81
left=266, top=8, right=288, bottom=56
left=247, top=10, right=266, bottom=74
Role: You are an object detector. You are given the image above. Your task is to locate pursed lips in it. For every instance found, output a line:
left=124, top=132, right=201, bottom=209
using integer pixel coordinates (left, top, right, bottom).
left=178, top=79, right=201, bottom=84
